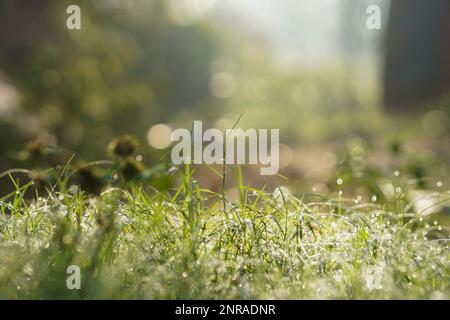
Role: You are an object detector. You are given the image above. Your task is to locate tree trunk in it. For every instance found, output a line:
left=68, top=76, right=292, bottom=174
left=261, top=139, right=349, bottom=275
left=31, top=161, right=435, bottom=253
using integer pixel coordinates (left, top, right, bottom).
left=384, top=0, right=450, bottom=110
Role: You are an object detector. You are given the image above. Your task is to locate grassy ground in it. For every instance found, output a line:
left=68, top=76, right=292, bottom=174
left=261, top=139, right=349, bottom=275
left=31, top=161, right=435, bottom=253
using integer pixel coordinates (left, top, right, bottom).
left=0, top=160, right=449, bottom=299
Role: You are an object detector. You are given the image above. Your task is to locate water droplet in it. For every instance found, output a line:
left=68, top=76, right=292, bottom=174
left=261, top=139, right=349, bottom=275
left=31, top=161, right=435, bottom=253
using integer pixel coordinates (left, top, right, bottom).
left=436, top=181, right=443, bottom=188
left=336, top=178, right=343, bottom=185
left=394, top=170, right=400, bottom=177
left=371, top=195, right=377, bottom=202
left=395, top=187, right=402, bottom=193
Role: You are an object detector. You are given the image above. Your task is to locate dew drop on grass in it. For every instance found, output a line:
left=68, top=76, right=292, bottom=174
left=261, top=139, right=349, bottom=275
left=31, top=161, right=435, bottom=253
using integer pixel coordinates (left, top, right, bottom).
left=433, top=220, right=438, bottom=226
left=395, top=187, right=402, bottom=193
left=371, top=195, right=377, bottom=202
left=436, top=181, right=443, bottom=188
left=394, top=170, right=400, bottom=177
left=69, top=185, right=78, bottom=194
left=336, top=178, right=343, bottom=186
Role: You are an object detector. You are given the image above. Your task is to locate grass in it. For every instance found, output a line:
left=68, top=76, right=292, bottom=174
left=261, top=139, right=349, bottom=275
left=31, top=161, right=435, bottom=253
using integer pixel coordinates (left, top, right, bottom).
left=0, top=159, right=449, bottom=300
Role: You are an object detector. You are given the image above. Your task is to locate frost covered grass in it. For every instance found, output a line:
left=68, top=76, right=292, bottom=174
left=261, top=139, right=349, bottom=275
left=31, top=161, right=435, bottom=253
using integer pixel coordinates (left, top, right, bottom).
left=0, top=163, right=449, bottom=300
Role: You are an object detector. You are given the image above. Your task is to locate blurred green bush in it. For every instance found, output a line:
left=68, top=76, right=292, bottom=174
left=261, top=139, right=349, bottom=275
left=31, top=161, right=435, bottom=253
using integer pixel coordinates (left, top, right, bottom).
left=0, top=0, right=220, bottom=168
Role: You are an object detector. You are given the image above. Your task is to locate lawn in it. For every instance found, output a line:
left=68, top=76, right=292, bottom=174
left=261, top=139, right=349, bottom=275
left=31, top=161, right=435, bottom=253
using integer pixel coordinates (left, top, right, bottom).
left=1, top=154, right=449, bottom=299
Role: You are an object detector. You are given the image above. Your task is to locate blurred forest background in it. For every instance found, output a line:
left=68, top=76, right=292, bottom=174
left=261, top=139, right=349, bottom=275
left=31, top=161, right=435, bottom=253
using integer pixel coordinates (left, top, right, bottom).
left=0, top=0, right=449, bottom=197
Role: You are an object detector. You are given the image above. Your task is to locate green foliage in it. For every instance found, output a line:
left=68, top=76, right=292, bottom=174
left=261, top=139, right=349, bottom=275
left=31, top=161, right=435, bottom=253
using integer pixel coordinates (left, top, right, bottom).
left=0, top=0, right=219, bottom=162
left=0, top=162, right=449, bottom=299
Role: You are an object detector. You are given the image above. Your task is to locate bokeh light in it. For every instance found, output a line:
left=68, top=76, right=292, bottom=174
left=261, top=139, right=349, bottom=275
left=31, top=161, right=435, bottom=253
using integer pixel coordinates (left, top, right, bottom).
left=147, top=124, right=172, bottom=149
